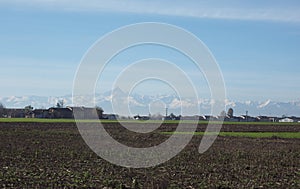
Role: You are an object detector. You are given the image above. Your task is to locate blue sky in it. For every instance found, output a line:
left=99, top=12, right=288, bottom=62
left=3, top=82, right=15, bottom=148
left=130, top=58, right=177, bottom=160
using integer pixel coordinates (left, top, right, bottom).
left=1, top=0, right=300, bottom=102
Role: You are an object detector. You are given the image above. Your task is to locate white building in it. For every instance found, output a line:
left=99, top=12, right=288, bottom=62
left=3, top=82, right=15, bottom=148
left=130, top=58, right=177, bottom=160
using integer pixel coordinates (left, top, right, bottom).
left=279, top=118, right=294, bottom=123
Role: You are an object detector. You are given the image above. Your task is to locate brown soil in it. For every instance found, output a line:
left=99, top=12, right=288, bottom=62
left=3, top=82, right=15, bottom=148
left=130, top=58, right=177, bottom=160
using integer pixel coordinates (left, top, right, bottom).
left=0, top=122, right=299, bottom=188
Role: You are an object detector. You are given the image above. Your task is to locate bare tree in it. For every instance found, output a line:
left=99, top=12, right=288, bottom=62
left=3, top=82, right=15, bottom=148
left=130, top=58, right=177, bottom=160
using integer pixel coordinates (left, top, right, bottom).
left=227, top=108, right=234, bottom=118
left=0, top=102, right=6, bottom=118
left=24, top=105, right=34, bottom=118
left=96, top=106, right=104, bottom=118
left=220, top=110, right=226, bottom=117
left=56, top=100, right=64, bottom=108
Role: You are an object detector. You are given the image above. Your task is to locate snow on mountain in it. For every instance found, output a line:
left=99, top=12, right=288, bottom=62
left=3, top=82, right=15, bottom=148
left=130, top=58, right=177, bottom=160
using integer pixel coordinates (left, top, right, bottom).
left=257, top=99, right=271, bottom=108
left=0, top=95, right=72, bottom=109
left=244, top=100, right=252, bottom=105
left=1, top=91, right=300, bottom=116
left=225, top=99, right=236, bottom=107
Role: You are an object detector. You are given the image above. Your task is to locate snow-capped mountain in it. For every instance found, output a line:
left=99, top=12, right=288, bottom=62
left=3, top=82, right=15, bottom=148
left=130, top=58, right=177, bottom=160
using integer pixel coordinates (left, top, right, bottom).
left=1, top=89, right=300, bottom=117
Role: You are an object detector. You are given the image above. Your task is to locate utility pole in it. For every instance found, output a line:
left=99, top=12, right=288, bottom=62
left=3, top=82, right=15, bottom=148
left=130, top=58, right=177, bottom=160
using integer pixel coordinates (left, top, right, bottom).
left=246, top=110, right=248, bottom=122
left=165, top=107, right=168, bottom=117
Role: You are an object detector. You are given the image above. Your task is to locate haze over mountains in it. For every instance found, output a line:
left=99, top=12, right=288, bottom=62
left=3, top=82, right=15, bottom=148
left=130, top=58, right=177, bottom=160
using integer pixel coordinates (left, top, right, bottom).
left=1, top=88, right=300, bottom=117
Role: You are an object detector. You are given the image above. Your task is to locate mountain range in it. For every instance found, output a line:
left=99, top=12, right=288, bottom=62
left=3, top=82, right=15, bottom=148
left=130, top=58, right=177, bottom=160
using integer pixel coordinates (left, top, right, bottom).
left=1, top=88, right=300, bottom=117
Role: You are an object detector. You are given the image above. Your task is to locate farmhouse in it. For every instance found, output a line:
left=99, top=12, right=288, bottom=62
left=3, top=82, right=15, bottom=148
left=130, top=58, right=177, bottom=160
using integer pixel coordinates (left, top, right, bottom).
left=6, top=109, right=26, bottom=118
left=48, top=107, right=73, bottom=119
left=133, top=115, right=150, bottom=120
left=256, top=116, right=274, bottom=122
left=33, top=109, right=48, bottom=118
left=204, top=115, right=218, bottom=121
left=72, top=107, right=101, bottom=119
left=288, top=116, right=300, bottom=122
left=180, top=115, right=201, bottom=120
left=279, top=117, right=294, bottom=122
left=102, top=114, right=118, bottom=120
left=163, top=113, right=180, bottom=121
left=47, top=107, right=104, bottom=119
left=225, top=116, right=240, bottom=122
left=238, top=115, right=257, bottom=122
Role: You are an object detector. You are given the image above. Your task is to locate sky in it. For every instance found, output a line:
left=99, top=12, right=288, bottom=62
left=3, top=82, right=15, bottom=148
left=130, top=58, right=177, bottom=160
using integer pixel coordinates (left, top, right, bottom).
left=1, top=0, right=300, bottom=102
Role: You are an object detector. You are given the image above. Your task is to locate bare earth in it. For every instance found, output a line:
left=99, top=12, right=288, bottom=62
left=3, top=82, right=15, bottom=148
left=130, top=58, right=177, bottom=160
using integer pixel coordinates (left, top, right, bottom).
left=0, top=122, right=299, bottom=188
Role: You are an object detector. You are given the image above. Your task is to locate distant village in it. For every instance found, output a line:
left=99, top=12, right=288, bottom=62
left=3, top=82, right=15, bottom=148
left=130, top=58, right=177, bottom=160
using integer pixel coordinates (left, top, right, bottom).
left=0, top=101, right=299, bottom=123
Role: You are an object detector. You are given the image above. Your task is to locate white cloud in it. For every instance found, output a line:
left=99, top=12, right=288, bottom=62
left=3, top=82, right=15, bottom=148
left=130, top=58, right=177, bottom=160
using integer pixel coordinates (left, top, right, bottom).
left=2, top=0, right=300, bottom=23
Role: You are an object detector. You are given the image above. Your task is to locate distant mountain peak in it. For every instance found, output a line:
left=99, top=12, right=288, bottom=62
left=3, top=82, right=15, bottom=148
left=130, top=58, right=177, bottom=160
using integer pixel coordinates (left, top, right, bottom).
left=0, top=93, right=300, bottom=117
left=103, top=87, right=127, bottom=97
left=257, top=99, right=271, bottom=108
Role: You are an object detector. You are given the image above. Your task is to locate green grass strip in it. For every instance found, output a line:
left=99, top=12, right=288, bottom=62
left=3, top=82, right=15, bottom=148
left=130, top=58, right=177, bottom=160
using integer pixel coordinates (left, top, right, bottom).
left=161, top=132, right=300, bottom=139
